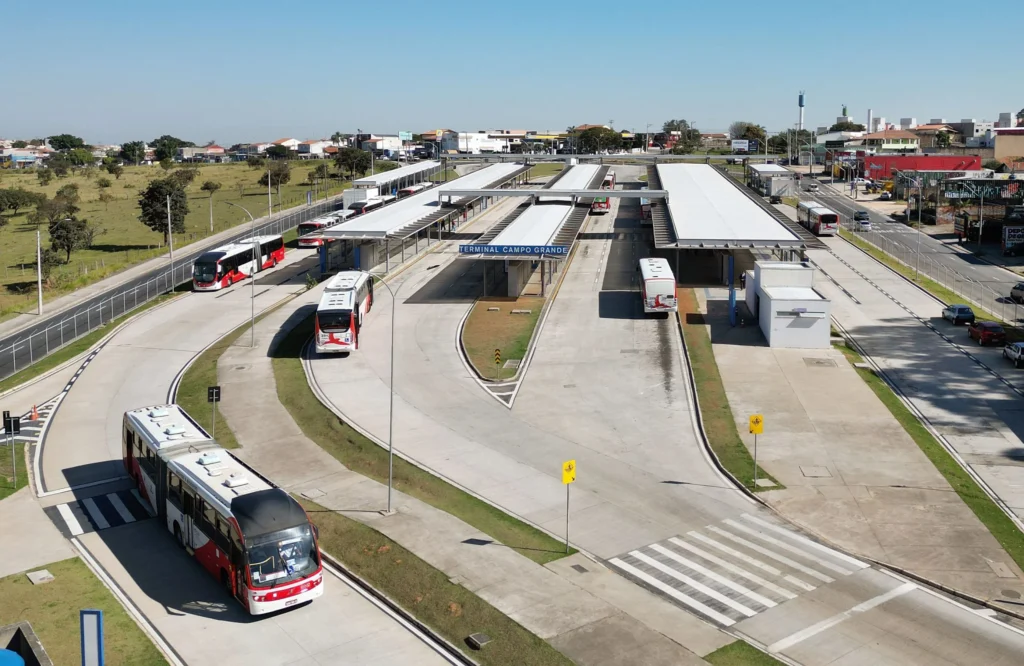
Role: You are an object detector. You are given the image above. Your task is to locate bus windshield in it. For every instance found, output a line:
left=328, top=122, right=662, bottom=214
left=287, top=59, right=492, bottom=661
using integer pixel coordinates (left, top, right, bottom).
left=247, top=524, right=319, bottom=587
left=193, top=261, right=218, bottom=283
left=297, top=223, right=319, bottom=236
left=317, top=310, right=351, bottom=331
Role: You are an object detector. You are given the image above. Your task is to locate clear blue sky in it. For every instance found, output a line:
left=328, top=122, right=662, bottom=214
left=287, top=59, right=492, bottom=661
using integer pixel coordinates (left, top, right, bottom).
left=2, top=0, right=1019, bottom=145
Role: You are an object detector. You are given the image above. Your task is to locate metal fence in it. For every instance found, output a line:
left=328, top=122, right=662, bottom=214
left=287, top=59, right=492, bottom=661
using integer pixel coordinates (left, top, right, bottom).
left=0, top=195, right=345, bottom=382
left=838, top=219, right=1022, bottom=324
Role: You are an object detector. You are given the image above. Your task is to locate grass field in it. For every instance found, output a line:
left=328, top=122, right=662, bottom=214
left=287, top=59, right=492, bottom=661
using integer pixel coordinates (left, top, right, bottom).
left=462, top=297, right=543, bottom=380
left=300, top=497, right=570, bottom=666
left=272, top=312, right=572, bottom=565
left=0, top=161, right=348, bottom=318
left=0, top=558, right=167, bottom=665
left=527, top=163, right=564, bottom=178
left=677, top=289, right=781, bottom=491
left=0, top=442, right=28, bottom=501
left=705, top=641, right=785, bottom=666
left=835, top=341, right=1024, bottom=572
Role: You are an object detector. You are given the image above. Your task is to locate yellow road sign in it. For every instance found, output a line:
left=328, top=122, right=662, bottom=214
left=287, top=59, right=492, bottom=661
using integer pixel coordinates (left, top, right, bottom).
left=749, top=414, right=764, bottom=435
left=495, top=348, right=501, bottom=365
left=562, top=459, right=576, bottom=484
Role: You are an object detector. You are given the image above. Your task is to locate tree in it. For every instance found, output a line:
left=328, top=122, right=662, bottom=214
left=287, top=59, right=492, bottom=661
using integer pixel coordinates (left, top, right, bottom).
left=246, top=154, right=266, bottom=169
left=38, top=248, right=62, bottom=282
left=576, top=127, right=622, bottom=153
left=936, top=131, right=951, bottom=148
left=97, top=177, right=113, bottom=189
left=55, top=183, right=80, bottom=205
left=151, top=135, right=194, bottom=161
left=98, top=190, right=115, bottom=210
left=168, top=166, right=199, bottom=189
left=330, top=131, right=346, bottom=146
left=159, top=158, right=174, bottom=170
left=12, top=140, right=27, bottom=149
left=258, top=161, right=292, bottom=199
left=265, top=144, right=290, bottom=160
left=828, top=121, right=866, bottom=132
left=36, top=168, right=54, bottom=186
left=49, top=216, right=98, bottom=262
left=66, top=147, right=95, bottom=166
left=0, top=188, right=45, bottom=216
left=200, top=180, right=221, bottom=232
left=119, top=141, right=146, bottom=165
left=47, top=154, right=73, bottom=178
left=334, top=148, right=371, bottom=179
left=106, top=163, right=125, bottom=180
left=311, top=163, right=330, bottom=181
left=138, top=178, right=189, bottom=242
left=728, top=121, right=767, bottom=142
left=983, top=159, right=1005, bottom=171
left=47, top=134, right=86, bottom=151
left=29, top=185, right=80, bottom=229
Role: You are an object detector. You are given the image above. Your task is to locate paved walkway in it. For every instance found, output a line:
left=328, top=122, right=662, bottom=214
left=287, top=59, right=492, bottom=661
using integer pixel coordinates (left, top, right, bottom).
left=217, top=292, right=719, bottom=666
left=0, top=487, right=73, bottom=579
left=695, top=287, right=1024, bottom=609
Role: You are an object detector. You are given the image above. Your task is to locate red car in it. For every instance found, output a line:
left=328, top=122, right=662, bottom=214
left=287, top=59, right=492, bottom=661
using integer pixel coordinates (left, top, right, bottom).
left=968, top=321, right=1006, bottom=346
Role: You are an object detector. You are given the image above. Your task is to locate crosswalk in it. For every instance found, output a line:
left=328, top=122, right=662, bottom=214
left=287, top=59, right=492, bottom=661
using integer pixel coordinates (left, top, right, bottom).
left=44, top=489, right=151, bottom=538
left=609, top=513, right=869, bottom=627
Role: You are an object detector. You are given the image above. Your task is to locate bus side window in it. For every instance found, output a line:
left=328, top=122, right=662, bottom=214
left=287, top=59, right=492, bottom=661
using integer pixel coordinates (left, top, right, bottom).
left=167, top=470, right=182, bottom=505
left=183, top=487, right=195, bottom=517
left=201, top=499, right=217, bottom=536
left=215, top=514, right=231, bottom=550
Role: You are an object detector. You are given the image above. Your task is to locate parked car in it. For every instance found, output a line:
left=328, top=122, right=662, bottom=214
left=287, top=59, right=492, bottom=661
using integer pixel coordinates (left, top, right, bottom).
left=1011, top=282, right=1024, bottom=303
left=968, top=321, right=1006, bottom=346
left=879, top=191, right=892, bottom=201
left=854, top=211, right=869, bottom=221
left=942, top=304, right=976, bottom=325
left=769, top=194, right=783, bottom=204
left=1003, top=342, right=1024, bottom=367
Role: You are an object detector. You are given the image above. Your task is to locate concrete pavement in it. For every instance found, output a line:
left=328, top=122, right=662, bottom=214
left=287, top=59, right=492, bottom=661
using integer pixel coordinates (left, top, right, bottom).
left=0, top=487, right=73, bottom=579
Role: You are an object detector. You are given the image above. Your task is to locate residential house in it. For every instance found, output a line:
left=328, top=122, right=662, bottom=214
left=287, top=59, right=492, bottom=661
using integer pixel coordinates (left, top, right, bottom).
left=359, top=134, right=402, bottom=155
left=297, top=139, right=330, bottom=158
left=994, top=127, right=1024, bottom=165
left=272, top=138, right=301, bottom=150
left=859, top=129, right=920, bottom=154
left=700, top=133, right=729, bottom=149
left=910, top=123, right=961, bottom=149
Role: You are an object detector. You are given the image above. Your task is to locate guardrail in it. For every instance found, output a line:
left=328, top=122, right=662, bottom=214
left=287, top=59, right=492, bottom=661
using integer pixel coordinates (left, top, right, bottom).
left=0, top=196, right=345, bottom=382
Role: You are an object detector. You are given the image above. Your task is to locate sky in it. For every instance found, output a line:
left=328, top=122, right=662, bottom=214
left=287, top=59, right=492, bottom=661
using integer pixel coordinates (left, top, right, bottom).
left=2, top=0, right=1020, bottom=146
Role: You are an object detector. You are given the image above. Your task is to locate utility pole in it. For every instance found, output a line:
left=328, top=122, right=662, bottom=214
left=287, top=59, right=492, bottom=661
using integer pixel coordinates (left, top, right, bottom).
left=267, top=167, right=273, bottom=219
left=167, top=194, right=175, bottom=286
left=36, top=230, right=43, bottom=315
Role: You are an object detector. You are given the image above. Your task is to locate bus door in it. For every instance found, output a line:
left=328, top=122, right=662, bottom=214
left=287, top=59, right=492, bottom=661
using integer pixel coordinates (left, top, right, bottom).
left=181, top=487, right=197, bottom=553
left=230, top=530, right=247, bottom=605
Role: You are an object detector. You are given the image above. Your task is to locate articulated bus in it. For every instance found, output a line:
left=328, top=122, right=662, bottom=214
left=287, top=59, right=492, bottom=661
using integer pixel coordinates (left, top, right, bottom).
left=314, top=271, right=374, bottom=354
left=602, top=170, right=616, bottom=189
left=192, top=235, right=285, bottom=291
left=398, top=182, right=432, bottom=198
left=639, top=257, right=677, bottom=314
left=797, top=201, right=839, bottom=236
left=122, top=404, right=324, bottom=615
left=297, top=211, right=353, bottom=248
left=590, top=197, right=611, bottom=214
left=347, top=198, right=385, bottom=216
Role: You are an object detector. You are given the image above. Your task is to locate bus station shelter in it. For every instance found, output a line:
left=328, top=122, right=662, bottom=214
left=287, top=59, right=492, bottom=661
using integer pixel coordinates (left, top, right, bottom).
left=351, top=160, right=442, bottom=194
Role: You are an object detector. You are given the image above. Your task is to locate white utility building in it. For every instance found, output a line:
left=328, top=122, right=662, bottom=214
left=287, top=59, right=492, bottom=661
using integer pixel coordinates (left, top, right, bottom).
left=744, top=262, right=831, bottom=349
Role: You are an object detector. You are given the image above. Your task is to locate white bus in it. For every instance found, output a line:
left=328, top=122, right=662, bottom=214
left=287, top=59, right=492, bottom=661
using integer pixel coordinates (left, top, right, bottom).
left=398, top=182, right=432, bottom=198
left=602, top=170, right=616, bottom=189
left=192, top=235, right=285, bottom=291
left=122, top=404, right=324, bottom=615
left=315, top=272, right=374, bottom=353
left=638, top=257, right=677, bottom=314
left=297, top=211, right=353, bottom=248
left=797, top=201, right=839, bottom=236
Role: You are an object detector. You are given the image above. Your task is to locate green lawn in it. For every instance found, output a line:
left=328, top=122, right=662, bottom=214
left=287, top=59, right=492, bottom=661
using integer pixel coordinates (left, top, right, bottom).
left=0, top=558, right=167, bottom=665
left=300, top=497, right=571, bottom=666
left=462, top=297, right=543, bottom=380
left=677, top=289, right=782, bottom=491
left=705, top=641, right=786, bottom=666
left=527, top=163, right=564, bottom=178
left=0, top=442, right=28, bottom=501
left=0, top=161, right=349, bottom=318
left=835, top=341, right=1024, bottom=572
left=272, top=312, right=573, bottom=565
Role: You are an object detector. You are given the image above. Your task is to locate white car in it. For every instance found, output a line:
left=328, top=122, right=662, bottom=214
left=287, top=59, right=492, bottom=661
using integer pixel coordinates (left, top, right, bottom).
left=1004, top=342, right=1024, bottom=368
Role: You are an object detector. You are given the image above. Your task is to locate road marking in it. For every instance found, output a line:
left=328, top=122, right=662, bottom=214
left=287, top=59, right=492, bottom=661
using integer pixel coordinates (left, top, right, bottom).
left=767, top=582, right=917, bottom=654
left=649, top=543, right=776, bottom=608
left=707, top=526, right=834, bottom=583
left=668, top=537, right=797, bottom=600
left=630, top=551, right=758, bottom=617
left=56, top=503, right=84, bottom=536
left=609, top=557, right=736, bottom=626
left=106, top=493, right=136, bottom=524
left=723, top=519, right=853, bottom=576
left=81, top=497, right=110, bottom=530
left=740, top=514, right=869, bottom=570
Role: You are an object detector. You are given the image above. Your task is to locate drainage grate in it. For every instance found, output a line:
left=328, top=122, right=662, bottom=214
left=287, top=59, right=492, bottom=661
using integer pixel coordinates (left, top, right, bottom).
left=800, top=466, right=832, bottom=478
left=503, top=359, right=521, bottom=369
left=571, top=564, right=589, bottom=574
left=803, top=358, right=837, bottom=368
left=620, top=349, right=639, bottom=354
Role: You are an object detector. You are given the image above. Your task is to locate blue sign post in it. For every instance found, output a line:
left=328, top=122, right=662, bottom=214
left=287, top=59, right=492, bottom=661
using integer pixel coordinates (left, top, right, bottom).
left=459, top=245, right=569, bottom=256
left=748, top=140, right=758, bottom=153
left=80, top=609, right=104, bottom=666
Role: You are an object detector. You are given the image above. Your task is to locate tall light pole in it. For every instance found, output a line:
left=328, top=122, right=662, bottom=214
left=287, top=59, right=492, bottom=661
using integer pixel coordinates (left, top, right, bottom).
left=224, top=201, right=258, bottom=348
left=167, top=195, right=175, bottom=285
left=36, top=230, right=43, bottom=315
left=364, top=272, right=398, bottom=514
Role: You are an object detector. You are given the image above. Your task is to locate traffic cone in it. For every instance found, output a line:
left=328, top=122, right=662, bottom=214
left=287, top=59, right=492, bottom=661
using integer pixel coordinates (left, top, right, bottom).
left=31, top=405, right=39, bottom=421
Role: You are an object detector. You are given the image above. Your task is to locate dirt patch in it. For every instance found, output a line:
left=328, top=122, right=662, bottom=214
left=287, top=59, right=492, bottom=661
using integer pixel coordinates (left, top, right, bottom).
left=462, top=297, right=544, bottom=380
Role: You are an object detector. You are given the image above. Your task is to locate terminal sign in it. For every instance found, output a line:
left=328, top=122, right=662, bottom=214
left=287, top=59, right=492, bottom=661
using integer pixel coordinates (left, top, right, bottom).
left=459, top=245, right=569, bottom=256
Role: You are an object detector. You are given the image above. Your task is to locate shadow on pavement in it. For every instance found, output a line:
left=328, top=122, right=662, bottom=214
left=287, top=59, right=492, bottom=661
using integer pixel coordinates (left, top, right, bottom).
left=598, top=291, right=643, bottom=320
left=404, top=258, right=488, bottom=304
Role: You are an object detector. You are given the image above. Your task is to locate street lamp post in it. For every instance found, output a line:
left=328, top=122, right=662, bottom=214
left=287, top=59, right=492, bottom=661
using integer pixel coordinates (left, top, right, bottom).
left=363, top=272, right=399, bottom=514
left=224, top=201, right=258, bottom=348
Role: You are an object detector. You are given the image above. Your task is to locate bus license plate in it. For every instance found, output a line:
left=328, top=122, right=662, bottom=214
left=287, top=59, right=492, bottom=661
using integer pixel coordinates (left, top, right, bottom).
left=285, top=598, right=299, bottom=607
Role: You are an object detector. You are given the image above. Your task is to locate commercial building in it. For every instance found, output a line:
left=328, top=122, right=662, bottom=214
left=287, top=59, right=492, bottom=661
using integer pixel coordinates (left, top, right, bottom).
left=861, top=154, right=982, bottom=180
left=298, top=140, right=331, bottom=158
left=441, top=131, right=510, bottom=154
left=859, top=130, right=920, bottom=154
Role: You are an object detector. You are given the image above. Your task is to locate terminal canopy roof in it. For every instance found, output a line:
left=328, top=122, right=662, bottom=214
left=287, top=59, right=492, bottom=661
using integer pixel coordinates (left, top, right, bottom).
left=352, top=160, right=440, bottom=188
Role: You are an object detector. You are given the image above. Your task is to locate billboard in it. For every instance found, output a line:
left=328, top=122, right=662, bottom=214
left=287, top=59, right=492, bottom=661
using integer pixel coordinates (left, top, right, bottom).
left=398, top=131, right=413, bottom=141
left=731, top=140, right=749, bottom=152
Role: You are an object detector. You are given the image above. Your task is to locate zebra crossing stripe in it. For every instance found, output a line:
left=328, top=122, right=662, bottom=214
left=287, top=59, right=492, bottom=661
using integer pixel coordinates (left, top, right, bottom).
left=689, top=531, right=816, bottom=591
left=630, top=551, right=759, bottom=618
left=706, top=526, right=835, bottom=583
left=668, top=537, right=797, bottom=600
left=649, top=543, right=777, bottom=608
left=723, top=519, right=853, bottom=576
left=56, top=503, right=84, bottom=536
left=81, top=497, right=110, bottom=530
left=609, top=557, right=736, bottom=627
left=106, top=493, right=137, bottom=524
left=740, top=514, right=869, bottom=570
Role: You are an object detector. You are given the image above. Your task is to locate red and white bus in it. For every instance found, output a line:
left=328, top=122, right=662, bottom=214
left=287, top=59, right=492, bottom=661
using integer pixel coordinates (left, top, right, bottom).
left=347, top=198, right=385, bottom=216
left=122, top=404, right=324, bottom=615
left=602, top=170, right=616, bottom=189
left=590, top=196, right=611, bottom=214
left=398, top=182, right=432, bottom=198
left=639, top=257, right=677, bottom=314
left=315, top=271, right=374, bottom=354
left=640, top=187, right=652, bottom=225
left=797, top=200, right=839, bottom=236
left=192, top=235, right=285, bottom=291
left=297, top=212, right=353, bottom=248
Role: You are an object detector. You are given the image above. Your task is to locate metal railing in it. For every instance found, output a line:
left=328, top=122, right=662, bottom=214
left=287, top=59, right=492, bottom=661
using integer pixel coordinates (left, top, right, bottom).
left=0, top=195, right=346, bottom=382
